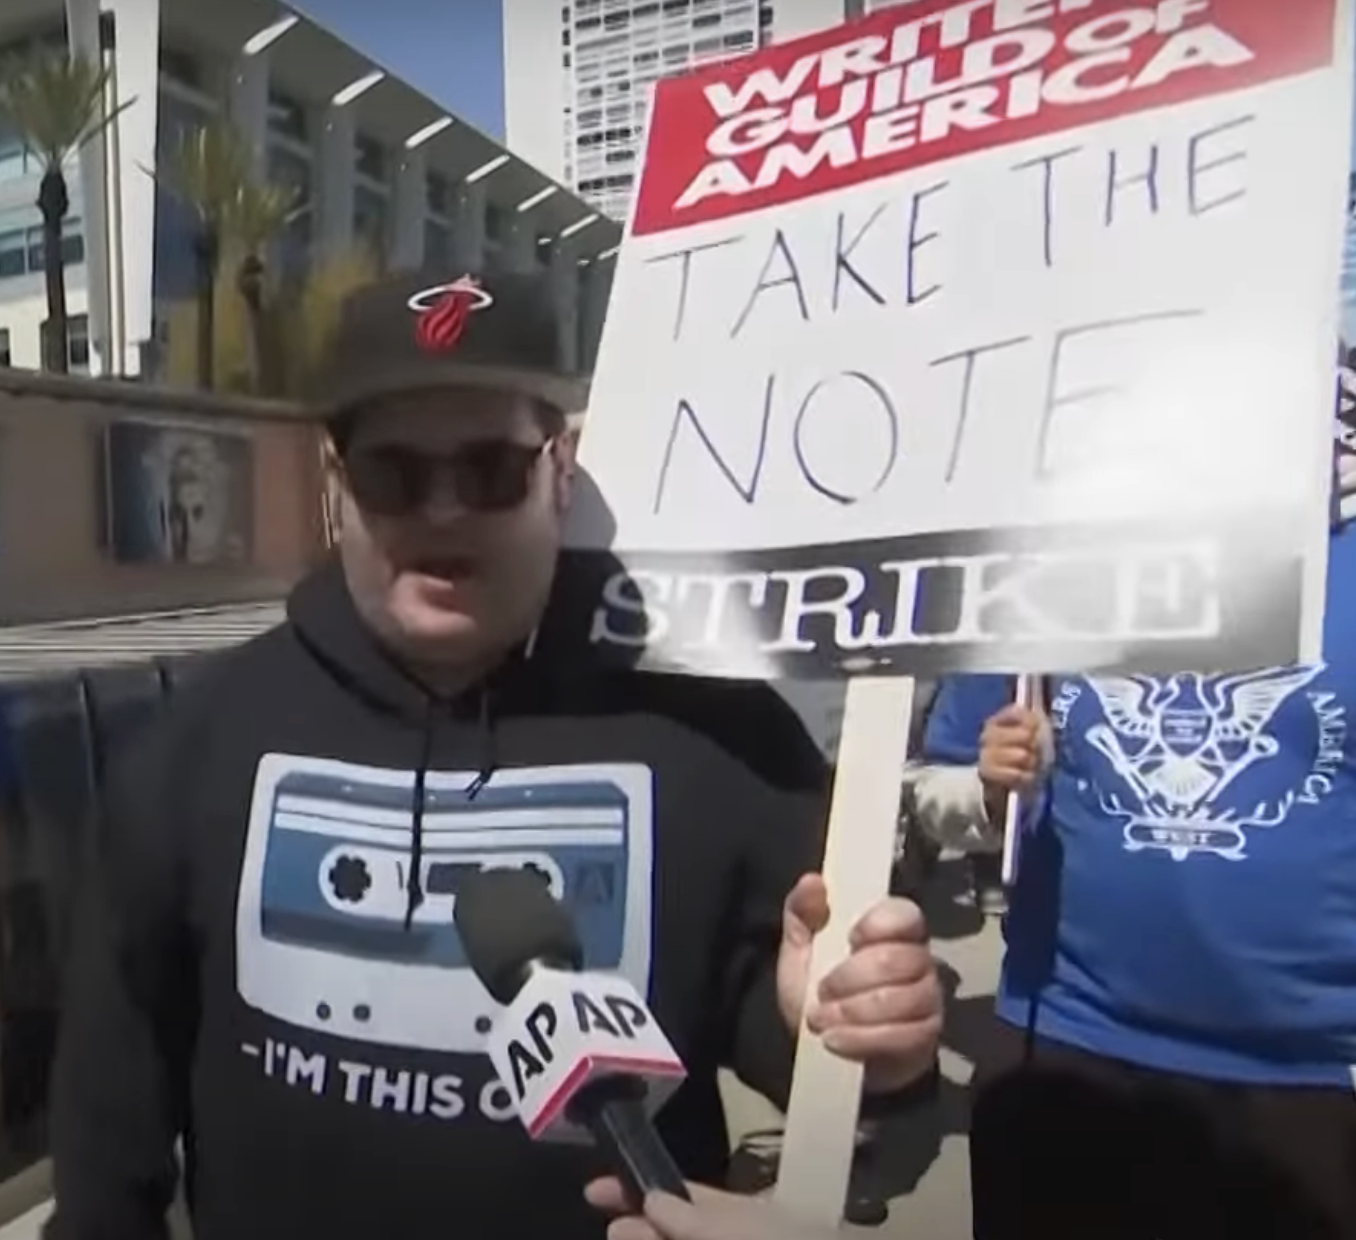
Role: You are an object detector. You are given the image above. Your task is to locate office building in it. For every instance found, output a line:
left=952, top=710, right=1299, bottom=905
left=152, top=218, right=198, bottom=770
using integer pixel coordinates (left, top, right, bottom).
left=503, top=0, right=851, bottom=224
left=0, top=0, right=621, bottom=380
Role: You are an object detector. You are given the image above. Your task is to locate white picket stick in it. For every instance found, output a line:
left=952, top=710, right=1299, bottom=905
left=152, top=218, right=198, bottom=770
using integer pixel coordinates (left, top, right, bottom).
left=774, top=675, right=916, bottom=1227
left=1000, top=674, right=1035, bottom=887
left=0, top=1202, right=50, bottom=1240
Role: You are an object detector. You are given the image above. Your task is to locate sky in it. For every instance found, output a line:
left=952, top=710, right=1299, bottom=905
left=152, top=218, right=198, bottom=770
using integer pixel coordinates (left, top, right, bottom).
left=291, top=0, right=506, bottom=138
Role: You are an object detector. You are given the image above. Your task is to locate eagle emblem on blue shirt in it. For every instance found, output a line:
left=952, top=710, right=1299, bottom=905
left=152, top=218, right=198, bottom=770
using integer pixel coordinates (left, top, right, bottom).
left=1083, top=667, right=1324, bottom=860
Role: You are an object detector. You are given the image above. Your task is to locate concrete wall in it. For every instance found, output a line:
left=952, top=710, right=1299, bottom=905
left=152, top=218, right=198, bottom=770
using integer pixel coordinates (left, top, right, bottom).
left=0, top=374, right=325, bottom=623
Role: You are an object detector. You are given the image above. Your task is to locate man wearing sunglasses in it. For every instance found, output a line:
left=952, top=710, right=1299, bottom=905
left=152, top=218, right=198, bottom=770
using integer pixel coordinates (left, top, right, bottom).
left=48, top=269, right=943, bottom=1240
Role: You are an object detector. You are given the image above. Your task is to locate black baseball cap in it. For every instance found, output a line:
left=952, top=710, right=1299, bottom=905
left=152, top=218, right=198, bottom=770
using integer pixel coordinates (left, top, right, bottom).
left=312, top=267, right=589, bottom=426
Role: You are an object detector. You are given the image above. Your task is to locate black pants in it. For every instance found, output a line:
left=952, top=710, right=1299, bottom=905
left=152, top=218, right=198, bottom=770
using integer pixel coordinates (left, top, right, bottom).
left=970, top=1022, right=1356, bottom=1240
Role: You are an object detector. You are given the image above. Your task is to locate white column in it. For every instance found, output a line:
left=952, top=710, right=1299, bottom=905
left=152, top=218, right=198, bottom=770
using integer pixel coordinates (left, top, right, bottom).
left=547, top=243, right=579, bottom=375
left=579, top=259, right=613, bottom=373
left=63, top=0, right=114, bottom=376
left=451, top=180, right=486, bottom=272
left=501, top=212, right=535, bottom=274
left=317, top=105, right=356, bottom=259
left=229, top=51, right=271, bottom=182
left=101, top=0, right=161, bottom=376
left=390, top=148, right=426, bottom=271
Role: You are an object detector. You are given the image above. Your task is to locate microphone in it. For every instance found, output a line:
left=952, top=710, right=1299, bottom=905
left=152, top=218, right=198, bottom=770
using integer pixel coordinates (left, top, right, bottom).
left=454, top=867, right=691, bottom=1207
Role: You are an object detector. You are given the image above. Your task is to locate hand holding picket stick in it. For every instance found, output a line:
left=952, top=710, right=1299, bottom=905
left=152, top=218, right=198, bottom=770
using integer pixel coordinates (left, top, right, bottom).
left=1000, top=676, right=1034, bottom=886
left=975, top=676, right=1048, bottom=887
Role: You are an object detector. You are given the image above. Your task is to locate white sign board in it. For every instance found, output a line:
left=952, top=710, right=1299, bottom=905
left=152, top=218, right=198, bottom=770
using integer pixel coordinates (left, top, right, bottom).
left=546, top=0, right=1353, bottom=681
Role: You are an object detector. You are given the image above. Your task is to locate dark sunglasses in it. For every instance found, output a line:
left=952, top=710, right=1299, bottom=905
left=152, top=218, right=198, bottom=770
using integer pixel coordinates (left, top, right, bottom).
left=342, top=439, right=552, bottom=517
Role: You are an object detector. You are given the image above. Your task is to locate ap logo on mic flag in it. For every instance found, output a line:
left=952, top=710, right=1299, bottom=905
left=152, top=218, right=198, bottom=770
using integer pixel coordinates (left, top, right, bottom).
left=487, top=969, right=685, bottom=1143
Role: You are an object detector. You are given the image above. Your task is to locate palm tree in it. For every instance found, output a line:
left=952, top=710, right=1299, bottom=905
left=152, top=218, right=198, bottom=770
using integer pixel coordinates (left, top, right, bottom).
left=280, top=244, right=380, bottom=397
left=225, top=178, right=299, bottom=395
left=153, top=121, right=251, bottom=389
left=158, top=243, right=378, bottom=399
left=0, top=49, right=133, bottom=373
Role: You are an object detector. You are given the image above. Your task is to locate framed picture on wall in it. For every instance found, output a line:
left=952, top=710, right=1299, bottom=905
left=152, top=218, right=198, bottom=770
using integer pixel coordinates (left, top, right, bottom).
left=103, top=419, right=255, bottom=566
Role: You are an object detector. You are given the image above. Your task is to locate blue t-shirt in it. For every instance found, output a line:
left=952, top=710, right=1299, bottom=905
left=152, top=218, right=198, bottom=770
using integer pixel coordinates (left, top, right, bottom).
left=923, top=521, right=1356, bottom=1086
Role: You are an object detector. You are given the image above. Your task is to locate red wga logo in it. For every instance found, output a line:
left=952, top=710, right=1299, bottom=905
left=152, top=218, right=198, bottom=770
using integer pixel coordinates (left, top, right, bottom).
left=408, top=276, right=493, bottom=353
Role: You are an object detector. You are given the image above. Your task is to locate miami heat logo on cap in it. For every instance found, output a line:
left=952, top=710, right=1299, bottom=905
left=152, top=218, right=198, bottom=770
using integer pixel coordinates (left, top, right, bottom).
left=407, top=276, right=493, bottom=353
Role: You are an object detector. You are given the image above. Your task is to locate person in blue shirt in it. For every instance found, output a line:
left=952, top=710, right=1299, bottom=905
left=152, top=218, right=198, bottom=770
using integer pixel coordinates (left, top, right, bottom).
left=924, top=416, right=1356, bottom=1240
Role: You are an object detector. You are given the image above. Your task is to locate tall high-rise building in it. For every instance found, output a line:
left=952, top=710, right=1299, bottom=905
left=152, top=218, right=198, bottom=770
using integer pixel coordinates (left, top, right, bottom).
left=503, top=0, right=850, bottom=225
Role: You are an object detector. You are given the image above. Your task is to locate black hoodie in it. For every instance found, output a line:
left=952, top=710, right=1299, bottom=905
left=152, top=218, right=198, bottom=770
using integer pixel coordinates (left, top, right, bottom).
left=47, top=560, right=829, bottom=1240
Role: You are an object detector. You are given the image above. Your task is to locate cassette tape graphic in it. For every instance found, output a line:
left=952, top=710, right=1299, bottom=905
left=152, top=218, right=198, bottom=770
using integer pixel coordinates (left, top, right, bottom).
left=235, top=755, right=654, bottom=1053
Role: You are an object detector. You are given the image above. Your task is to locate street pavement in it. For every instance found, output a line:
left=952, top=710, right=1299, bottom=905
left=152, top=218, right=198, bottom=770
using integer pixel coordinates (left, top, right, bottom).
left=720, top=858, right=1003, bottom=1239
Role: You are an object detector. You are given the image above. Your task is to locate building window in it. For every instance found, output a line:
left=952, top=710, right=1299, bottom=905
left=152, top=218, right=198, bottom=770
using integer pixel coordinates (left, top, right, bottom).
left=0, top=125, right=34, bottom=182
left=353, top=185, right=388, bottom=258
left=424, top=219, right=450, bottom=269
left=484, top=202, right=508, bottom=244
left=267, top=90, right=308, bottom=143
left=0, top=22, right=64, bottom=62
left=67, top=313, right=89, bottom=372
left=158, top=47, right=202, bottom=91
left=355, top=134, right=386, bottom=184
left=268, top=144, right=311, bottom=194
left=52, top=219, right=84, bottom=268
left=0, top=327, right=9, bottom=367
left=156, top=91, right=214, bottom=165
left=427, top=171, right=449, bottom=217
left=268, top=146, right=313, bottom=278
left=0, top=230, right=24, bottom=278
left=0, top=218, right=83, bottom=278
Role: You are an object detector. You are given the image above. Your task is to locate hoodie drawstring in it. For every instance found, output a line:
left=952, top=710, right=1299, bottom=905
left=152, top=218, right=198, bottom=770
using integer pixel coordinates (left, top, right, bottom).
left=465, top=687, right=498, bottom=800
left=403, top=697, right=438, bottom=931
left=402, top=685, right=502, bottom=931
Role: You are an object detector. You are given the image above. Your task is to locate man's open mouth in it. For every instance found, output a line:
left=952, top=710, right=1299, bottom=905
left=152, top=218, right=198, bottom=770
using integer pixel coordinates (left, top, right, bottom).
left=410, top=556, right=477, bottom=582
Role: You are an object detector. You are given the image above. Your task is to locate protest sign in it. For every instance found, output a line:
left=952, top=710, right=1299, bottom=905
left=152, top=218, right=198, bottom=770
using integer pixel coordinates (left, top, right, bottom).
left=546, top=2, right=1356, bottom=1225
left=552, top=0, right=1353, bottom=682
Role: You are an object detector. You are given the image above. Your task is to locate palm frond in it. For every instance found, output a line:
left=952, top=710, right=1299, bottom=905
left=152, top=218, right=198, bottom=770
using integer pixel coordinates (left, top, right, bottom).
left=153, top=121, right=251, bottom=229
left=0, top=49, right=133, bottom=170
left=226, top=179, right=300, bottom=253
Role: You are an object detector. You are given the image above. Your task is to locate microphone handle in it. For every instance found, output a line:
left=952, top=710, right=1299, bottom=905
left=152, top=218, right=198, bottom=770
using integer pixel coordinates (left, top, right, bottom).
left=571, top=1080, right=692, bottom=1209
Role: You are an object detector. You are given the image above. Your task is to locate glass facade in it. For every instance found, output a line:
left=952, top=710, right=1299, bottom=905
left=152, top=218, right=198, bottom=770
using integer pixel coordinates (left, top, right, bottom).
left=0, top=122, right=40, bottom=184
left=153, top=89, right=216, bottom=303
left=267, top=144, right=313, bottom=282
left=352, top=183, right=389, bottom=264
left=0, top=219, right=85, bottom=279
left=0, top=12, right=615, bottom=385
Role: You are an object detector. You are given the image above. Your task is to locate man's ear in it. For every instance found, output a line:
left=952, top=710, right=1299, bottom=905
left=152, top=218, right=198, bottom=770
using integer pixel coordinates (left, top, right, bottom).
left=321, top=438, right=346, bottom=541
left=320, top=434, right=342, bottom=477
left=551, top=432, right=578, bottom=514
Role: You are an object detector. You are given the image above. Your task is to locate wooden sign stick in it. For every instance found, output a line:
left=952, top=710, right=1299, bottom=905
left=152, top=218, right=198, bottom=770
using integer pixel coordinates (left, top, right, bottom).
left=774, top=675, right=917, bottom=1226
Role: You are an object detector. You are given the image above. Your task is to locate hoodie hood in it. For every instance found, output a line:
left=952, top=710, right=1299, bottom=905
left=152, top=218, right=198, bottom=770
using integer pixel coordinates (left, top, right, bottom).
left=285, top=556, right=550, bottom=927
